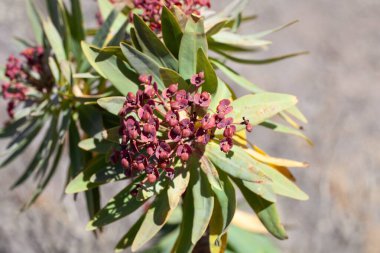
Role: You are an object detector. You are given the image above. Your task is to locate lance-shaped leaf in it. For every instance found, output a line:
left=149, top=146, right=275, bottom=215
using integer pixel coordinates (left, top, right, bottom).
left=65, top=155, right=126, bottom=194
left=234, top=179, right=288, bottom=240
left=260, top=120, right=313, bottom=145
left=201, top=156, right=235, bottom=239
left=231, top=92, right=298, bottom=127
left=97, top=0, right=128, bottom=41
left=26, top=0, right=43, bottom=44
left=115, top=215, right=145, bottom=252
left=191, top=168, right=214, bottom=244
left=210, top=31, right=272, bottom=52
left=161, top=6, right=183, bottom=58
left=206, top=142, right=271, bottom=184
left=179, top=15, right=208, bottom=80
left=197, top=48, right=217, bottom=94
left=133, top=15, right=178, bottom=70
left=214, top=49, right=308, bottom=65
left=228, top=225, right=281, bottom=253
left=78, top=130, right=114, bottom=153
left=87, top=176, right=147, bottom=230
left=97, top=96, right=126, bottom=115
left=42, top=18, right=66, bottom=63
left=159, top=68, right=189, bottom=90
left=120, top=42, right=165, bottom=89
left=205, top=18, right=228, bottom=37
left=131, top=169, right=190, bottom=251
left=82, top=42, right=138, bottom=95
left=251, top=158, right=309, bottom=201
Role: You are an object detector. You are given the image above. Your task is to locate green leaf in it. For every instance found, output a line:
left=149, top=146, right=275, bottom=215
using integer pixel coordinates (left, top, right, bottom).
left=228, top=225, right=280, bottom=253
left=70, top=0, right=85, bottom=42
left=159, top=68, right=189, bottom=90
left=0, top=118, right=43, bottom=168
left=68, top=120, right=83, bottom=180
left=201, top=160, right=236, bottom=239
left=87, top=176, right=147, bottom=230
left=210, top=31, right=271, bottom=52
left=78, top=136, right=114, bottom=153
left=231, top=92, right=298, bottom=127
left=211, top=59, right=264, bottom=93
left=254, top=160, right=309, bottom=201
left=115, top=216, right=145, bottom=252
left=85, top=187, right=102, bottom=227
left=206, top=18, right=228, bottom=37
left=206, top=142, right=275, bottom=201
left=191, top=167, right=214, bottom=244
left=81, top=42, right=138, bottom=95
left=249, top=20, right=298, bottom=39
left=161, top=6, right=183, bottom=58
left=260, top=120, right=312, bottom=145
left=77, top=104, right=104, bottom=136
left=178, top=16, right=208, bottom=80
left=120, top=42, right=165, bottom=89
left=65, top=155, right=126, bottom=194
left=26, top=0, right=43, bottom=44
left=197, top=48, right=217, bottom=94
left=133, top=15, right=178, bottom=70
left=213, top=49, right=308, bottom=65
left=234, top=179, right=288, bottom=239
left=131, top=169, right=190, bottom=251
left=42, top=18, right=67, bottom=63
left=97, top=96, right=125, bottom=115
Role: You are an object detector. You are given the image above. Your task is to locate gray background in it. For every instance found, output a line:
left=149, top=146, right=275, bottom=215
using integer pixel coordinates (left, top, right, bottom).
left=0, top=0, right=379, bottom=252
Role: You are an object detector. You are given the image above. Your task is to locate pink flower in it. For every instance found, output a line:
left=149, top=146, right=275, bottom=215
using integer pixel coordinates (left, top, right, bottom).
left=177, top=144, right=192, bottom=161
left=190, top=72, right=205, bottom=87
left=220, top=138, right=233, bottom=153
left=217, top=99, right=233, bottom=117
left=194, top=91, right=211, bottom=107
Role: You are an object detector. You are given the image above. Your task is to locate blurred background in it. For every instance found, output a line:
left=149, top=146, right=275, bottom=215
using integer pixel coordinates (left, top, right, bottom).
left=0, top=0, right=379, bottom=252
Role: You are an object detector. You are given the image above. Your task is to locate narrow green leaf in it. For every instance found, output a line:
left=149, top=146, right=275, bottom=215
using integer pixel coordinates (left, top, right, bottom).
left=87, top=176, right=146, bottom=230
left=159, top=68, right=189, bottom=90
left=206, top=142, right=275, bottom=201
left=260, top=120, right=313, bottom=145
left=211, top=31, right=271, bottom=52
left=133, top=14, right=178, bottom=70
left=178, top=16, right=208, bottom=80
left=70, top=0, right=85, bottom=42
left=191, top=167, right=214, bottom=244
left=97, top=96, right=126, bottom=115
left=65, top=155, right=126, bottom=194
left=197, top=48, right=217, bottom=94
left=77, top=104, right=103, bottom=136
left=231, top=92, right=298, bottom=127
left=131, top=169, right=190, bottom=251
left=85, top=187, right=102, bottom=226
left=214, top=49, right=308, bottom=65
left=115, top=216, right=145, bottom=252
left=81, top=42, right=138, bottom=95
left=255, top=160, right=309, bottom=200
left=228, top=225, right=281, bottom=253
left=120, top=42, right=164, bottom=89
left=161, top=6, right=183, bottom=58
left=43, top=18, right=67, bottom=63
left=68, top=120, right=83, bottom=179
left=26, top=0, right=43, bottom=44
left=234, top=179, right=288, bottom=240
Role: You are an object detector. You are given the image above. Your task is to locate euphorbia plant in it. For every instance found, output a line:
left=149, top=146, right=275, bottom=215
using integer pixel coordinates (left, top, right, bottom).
left=66, top=3, right=310, bottom=252
left=0, top=0, right=311, bottom=252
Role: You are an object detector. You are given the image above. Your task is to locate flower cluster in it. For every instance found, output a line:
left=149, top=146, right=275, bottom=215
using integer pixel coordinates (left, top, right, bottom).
left=112, top=72, right=253, bottom=192
left=1, top=46, right=54, bottom=118
left=132, top=0, right=211, bottom=31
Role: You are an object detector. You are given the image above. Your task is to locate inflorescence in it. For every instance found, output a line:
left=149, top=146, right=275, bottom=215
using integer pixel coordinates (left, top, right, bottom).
left=112, top=72, right=252, bottom=193
left=1, top=46, right=53, bottom=118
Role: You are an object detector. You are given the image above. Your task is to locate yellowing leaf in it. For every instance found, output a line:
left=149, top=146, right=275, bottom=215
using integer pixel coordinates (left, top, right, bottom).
left=245, top=148, right=309, bottom=168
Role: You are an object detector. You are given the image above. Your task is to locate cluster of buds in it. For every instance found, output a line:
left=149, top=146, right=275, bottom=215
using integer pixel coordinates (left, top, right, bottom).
left=112, top=72, right=252, bottom=193
left=132, top=0, right=211, bottom=31
left=1, top=46, right=54, bottom=118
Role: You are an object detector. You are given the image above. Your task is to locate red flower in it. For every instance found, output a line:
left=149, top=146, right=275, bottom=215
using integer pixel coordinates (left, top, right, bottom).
left=194, top=91, right=211, bottom=107
left=190, top=72, right=205, bottom=87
